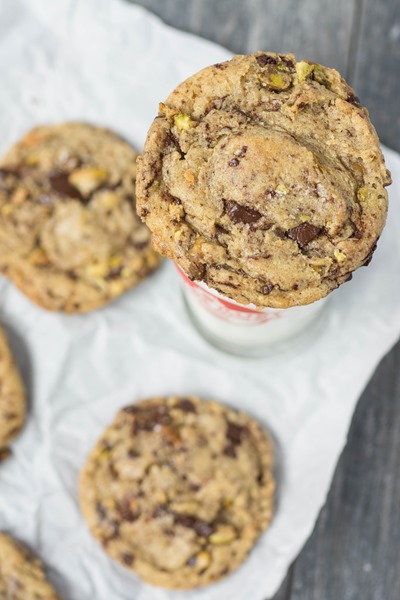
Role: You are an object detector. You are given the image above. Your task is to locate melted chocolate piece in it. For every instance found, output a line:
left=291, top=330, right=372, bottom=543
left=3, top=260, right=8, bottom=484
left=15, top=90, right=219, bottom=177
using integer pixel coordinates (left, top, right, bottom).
left=177, top=398, right=197, bottom=413
left=117, top=499, right=140, bottom=523
left=124, top=404, right=171, bottom=433
left=121, top=553, right=135, bottom=566
left=226, top=421, right=247, bottom=446
left=281, top=56, right=295, bottom=69
left=256, top=55, right=279, bottom=67
left=49, top=172, right=84, bottom=200
left=228, top=158, right=240, bottom=167
left=362, top=242, right=377, bottom=267
left=286, top=222, right=322, bottom=248
left=223, top=444, right=237, bottom=458
left=225, top=200, right=262, bottom=224
left=0, top=167, right=20, bottom=177
left=173, top=513, right=215, bottom=537
left=347, top=93, right=361, bottom=107
left=262, top=283, right=274, bottom=295
left=128, top=448, right=140, bottom=458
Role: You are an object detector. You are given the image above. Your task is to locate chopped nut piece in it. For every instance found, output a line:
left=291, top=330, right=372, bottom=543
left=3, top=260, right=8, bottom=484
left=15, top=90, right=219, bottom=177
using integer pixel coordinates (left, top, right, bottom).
left=194, top=551, right=211, bottom=570
left=69, top=167, right=108, bottom=196
left=174, top=113, right=192, bottom=130
left=210, top=524, right=236, bottom=545
left=357, top=187, right=368, bottom=202
left=300, top=215, right=311, bottom=222
left=334, top=249, right=347, bottom=262
left=296, top=61, right=315, bottom=82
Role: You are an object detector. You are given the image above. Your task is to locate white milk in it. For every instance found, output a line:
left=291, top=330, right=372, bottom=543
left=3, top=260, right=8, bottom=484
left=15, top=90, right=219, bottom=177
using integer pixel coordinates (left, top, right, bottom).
left=177, top=266, right=329, bottom=356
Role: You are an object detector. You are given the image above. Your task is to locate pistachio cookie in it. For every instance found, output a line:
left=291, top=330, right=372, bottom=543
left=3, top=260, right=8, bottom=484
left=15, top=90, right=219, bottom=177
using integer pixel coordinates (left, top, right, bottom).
left=137, top=52, right=391, bottom=308
left=80, top=396, right=275, bottom=589
left=0, top=123, right=160, bottom=313
left=0, top=533, right=61, bottom=599
left=0, top=327, right=25, bottom=461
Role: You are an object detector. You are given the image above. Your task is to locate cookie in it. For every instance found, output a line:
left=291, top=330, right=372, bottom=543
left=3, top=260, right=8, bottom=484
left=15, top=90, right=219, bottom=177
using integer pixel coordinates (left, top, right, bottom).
left=0, top=327, right=25, bottom=460
left=137, top=52, right=391, bottom=309
left=0, top=123, right=160, bottom=313
left=0, top=533, right=61, bottom=599
left=79, top=396, right=275, bottom=589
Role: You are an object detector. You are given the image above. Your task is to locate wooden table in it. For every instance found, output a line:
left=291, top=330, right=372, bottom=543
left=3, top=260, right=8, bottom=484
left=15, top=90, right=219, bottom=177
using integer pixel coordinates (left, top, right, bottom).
left=130, top=1, right=400, bottom=598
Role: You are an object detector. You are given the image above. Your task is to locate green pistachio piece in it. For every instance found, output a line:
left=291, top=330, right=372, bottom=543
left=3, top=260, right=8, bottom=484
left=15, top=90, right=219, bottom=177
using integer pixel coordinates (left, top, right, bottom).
left=356, top=187, right=368, bottom=202
left=296, top=61, right=315, bottom=82
left=174, top=113, right=191, bottom=130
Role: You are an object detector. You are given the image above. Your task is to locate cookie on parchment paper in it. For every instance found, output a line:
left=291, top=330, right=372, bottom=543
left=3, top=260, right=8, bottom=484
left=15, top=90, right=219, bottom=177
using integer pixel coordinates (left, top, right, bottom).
left=0, top=123, right=160, bottom=313
left=80, top=395, right=275, bottom=589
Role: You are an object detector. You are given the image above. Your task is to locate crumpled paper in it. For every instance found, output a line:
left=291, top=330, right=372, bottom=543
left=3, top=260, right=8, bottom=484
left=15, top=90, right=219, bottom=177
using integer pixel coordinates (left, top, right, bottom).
left=0, top=1, right=399, bottom=598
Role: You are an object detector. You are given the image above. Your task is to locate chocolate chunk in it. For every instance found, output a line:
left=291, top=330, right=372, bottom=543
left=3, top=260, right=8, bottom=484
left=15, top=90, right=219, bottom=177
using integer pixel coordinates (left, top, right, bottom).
left=177, top=398, right=196, bottom=413
left=49, top=172, right=84, bottom=200
left=141, top=208, right=149, bottom=217
left=117, top=499, right=140, bottom=523
left=256, top=54, right=279, bottom=67
left=262, top=283, right=274, bottom=295
left=362, top=242, right=377, bottom=267
left=173, top=513, right=215, bottom=537
left=224, top=200, right=262, bottom=224
left=223, top=444, right=237, bottom=458
left=128, top=448, right=140, bottom=458
left=236, top=145, right=247, bottom=158
left=344, top=273, right=353, bottom=282
left=228, top=158, right=240, bottom=167
left=281, top=56, right=295, bottom=68
left=347, top=93, right=361, bottom=107
left=226, top=421, right=247, bottom=446
left=0, top=167, right=20, bottom=177
left=215, top=224, right=229, bottom=236
left=121, top=553, right=135, bottom=566
left=286, top=222, right=322, bottom=248
left=125, top=404, right=171, bottom=433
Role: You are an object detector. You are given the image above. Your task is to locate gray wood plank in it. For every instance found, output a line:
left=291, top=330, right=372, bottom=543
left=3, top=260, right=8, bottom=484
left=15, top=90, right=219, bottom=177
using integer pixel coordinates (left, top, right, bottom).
left=287, top=340, right=400, bottom=600
left=353, top=0, right=400, bottom=151
left=132, top=0, right=356, bottom=73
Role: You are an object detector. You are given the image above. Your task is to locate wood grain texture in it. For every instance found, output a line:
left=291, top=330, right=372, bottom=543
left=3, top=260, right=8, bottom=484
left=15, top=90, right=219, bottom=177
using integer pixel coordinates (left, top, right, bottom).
left=126, top=2, right=399, bottom=599
left=353, top=0, right=400, bottom=151
left=289, top=340, right=400, bottom=600
left=132, top=0, right=356, bottom=72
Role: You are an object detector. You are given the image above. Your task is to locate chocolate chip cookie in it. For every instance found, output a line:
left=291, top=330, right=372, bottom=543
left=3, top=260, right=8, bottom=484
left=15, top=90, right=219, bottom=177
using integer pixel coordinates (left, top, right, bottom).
left=0, top=123, right=160, bottom=313
left=79, top=396, right=275, bottom=589
left=137, top=52, right=391, bottom=308
left=0, top=327, right=25, bottom=461
left=0, top=533, right=61, bottom=599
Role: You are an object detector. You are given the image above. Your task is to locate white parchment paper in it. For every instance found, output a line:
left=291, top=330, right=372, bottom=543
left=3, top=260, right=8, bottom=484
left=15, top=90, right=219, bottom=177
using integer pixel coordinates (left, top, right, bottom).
left=0, top=1, right=399, bottom=598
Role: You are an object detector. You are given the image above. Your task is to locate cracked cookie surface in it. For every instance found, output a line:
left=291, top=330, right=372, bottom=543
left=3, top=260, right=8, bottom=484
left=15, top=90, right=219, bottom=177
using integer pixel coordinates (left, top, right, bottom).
left=137, top=52, right=391, bottom=308
left=0, top=533, right=61, bottom=599
left=0, top=327, right=25, bottom=461
left=79, top=396, right=275, bottom=589
left=0, top=123, right=160, bottom=313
